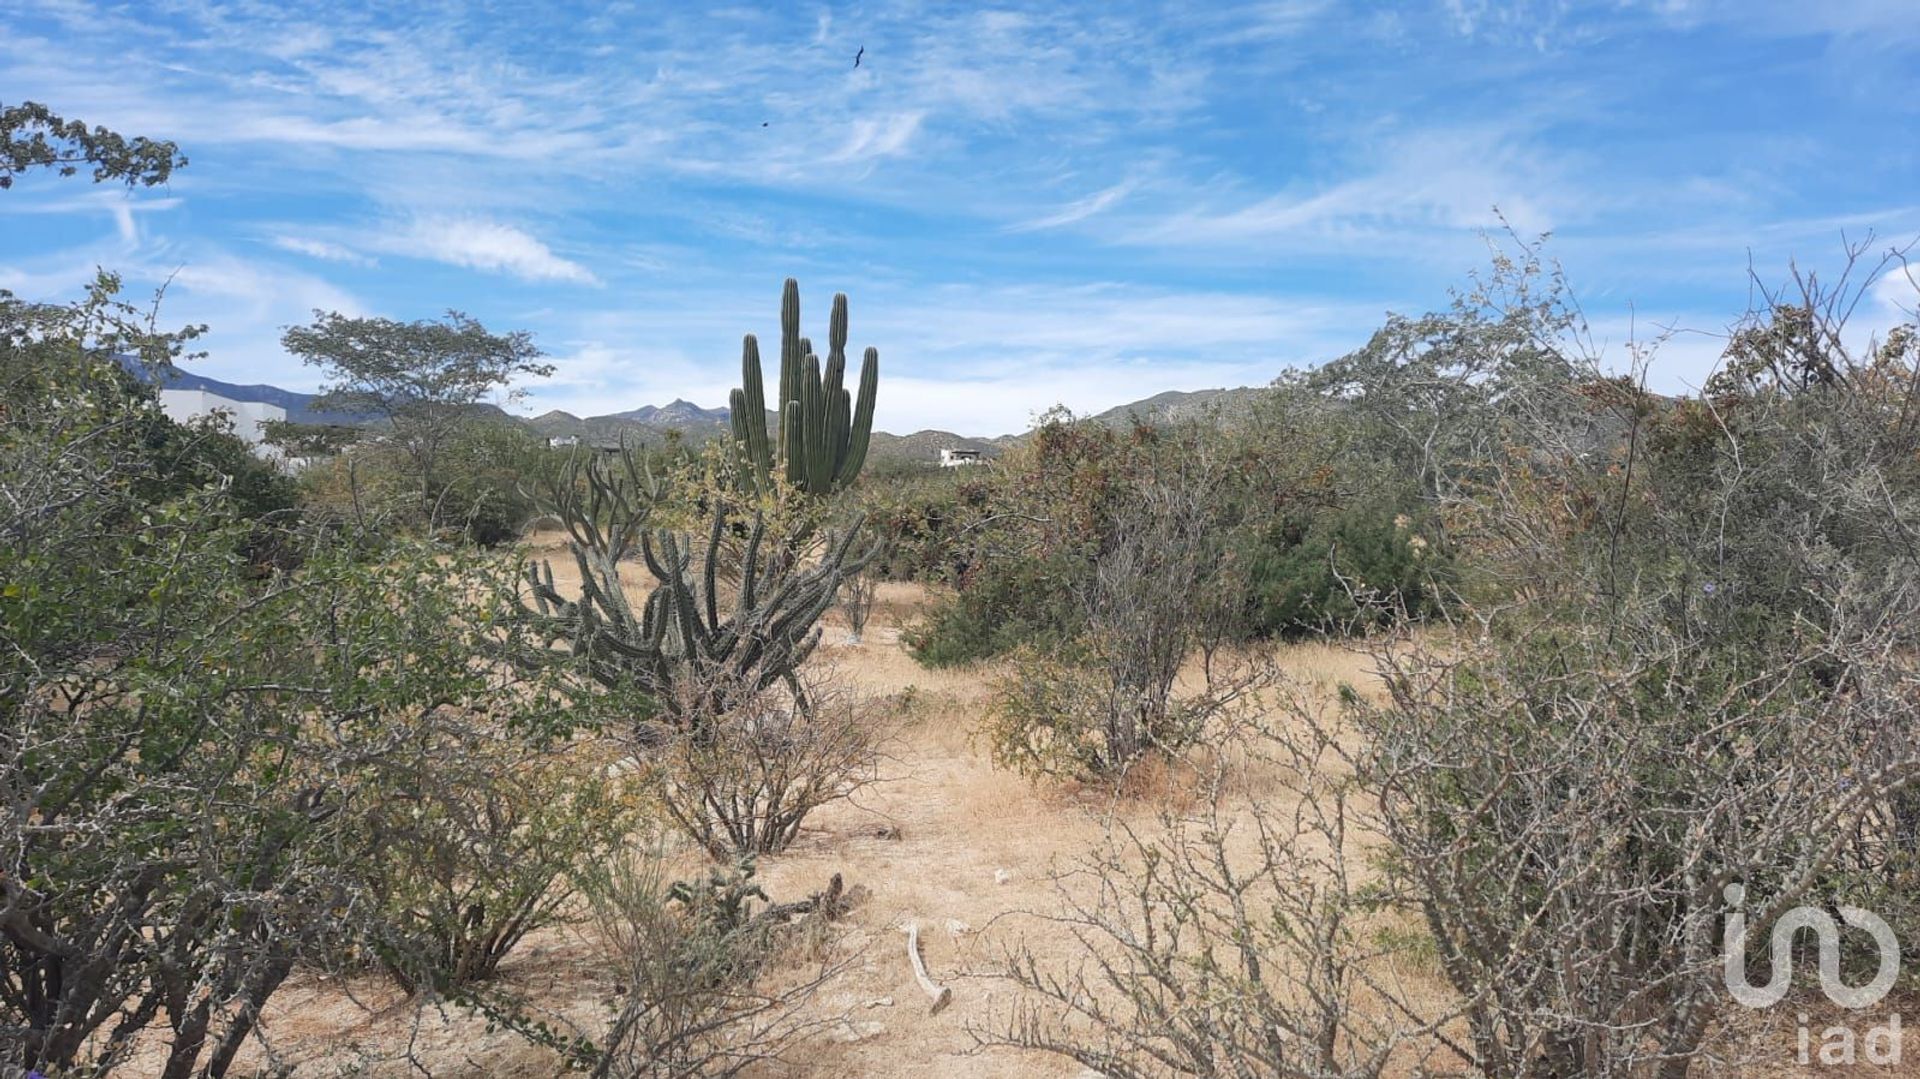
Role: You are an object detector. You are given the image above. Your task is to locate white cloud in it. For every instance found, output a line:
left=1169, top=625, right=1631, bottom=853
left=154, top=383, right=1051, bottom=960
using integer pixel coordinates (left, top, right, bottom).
left=1133, top=125, right=1571, bottom=250
left=826, top=111, right=925, bottom=165
left=383, top=217, right=598, bottom=285
left=0, top=190, right=181, bottom=247
left=1007, top=181, right=1136, bottom=232
left=271, top=235, right=377, bottom=266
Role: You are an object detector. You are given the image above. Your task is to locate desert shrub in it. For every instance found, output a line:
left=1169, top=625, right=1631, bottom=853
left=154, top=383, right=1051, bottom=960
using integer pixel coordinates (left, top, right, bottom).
left=837, top=562, right=881, bottom=642
left=905, top=416, right=1155, bottom=666
left=853, top=468, right=978, bottom=582
left=0, top=279, right=326, bottom=1076
left=0, top=276, right=620, bottom=1074
left=1343, top=251, right=1920, bottom=1078
left=1355, top=616, right=1920, bottom=1077
left=359, top=730, right=638, bottom=994
left=292, top=418, right=546, bottom=544
left=595, top=855, right=824, bottom=1078
left=903, top=546, right=1081, bottom=665
left=981, top=702, right=1448, bottom=1078
left=1240, top=498, right=1451, bottom=637
left=434, top=418, right=548, bottom=544
left=140, top=408, right=300, bottom=520
left=907, top=403, right=1369, bottom=665
left=487, top=848, right=847, bottom=1079
left=976, top=421, right=1263, bottom=779
left=983, top=643, right=1268, bottom=783
left=652, top=674, right=881, bottom=858
left=294, top=438, right=420, bottom=530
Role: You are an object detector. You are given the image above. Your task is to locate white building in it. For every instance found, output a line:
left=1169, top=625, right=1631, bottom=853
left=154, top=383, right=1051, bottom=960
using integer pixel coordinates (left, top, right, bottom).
left=548, top=435, right=581, bottom=448
left=158, top=388, right=286, bottom=457
left=939, top=448, right=984, bottom=468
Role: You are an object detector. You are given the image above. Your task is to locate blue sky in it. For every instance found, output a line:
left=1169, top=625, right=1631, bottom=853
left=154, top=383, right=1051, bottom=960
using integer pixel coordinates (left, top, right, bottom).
left=3, top=1, right=1916, bottom=434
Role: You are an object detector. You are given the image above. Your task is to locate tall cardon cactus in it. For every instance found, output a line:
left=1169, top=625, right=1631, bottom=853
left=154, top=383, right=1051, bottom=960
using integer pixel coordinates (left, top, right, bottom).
left=729, top=278, right=877, bottom=496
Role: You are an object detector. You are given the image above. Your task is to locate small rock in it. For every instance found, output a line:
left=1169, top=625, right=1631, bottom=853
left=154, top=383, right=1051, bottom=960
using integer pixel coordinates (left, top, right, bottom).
left=864, top=996, right=894, bottom=1008
left=829, top=1019, right=887, bottom=1043
left=945, top=918, right=972, bottom=936
left=993, top=867, right=1014, bottom=885
left=870, top=823, right=903, bottom=840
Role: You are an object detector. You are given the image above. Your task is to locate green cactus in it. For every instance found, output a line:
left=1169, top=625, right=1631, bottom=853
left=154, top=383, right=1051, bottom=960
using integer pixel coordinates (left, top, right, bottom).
left=519, top=464, right=869, bottom=732
left=728, top=278, right=877, bottom=496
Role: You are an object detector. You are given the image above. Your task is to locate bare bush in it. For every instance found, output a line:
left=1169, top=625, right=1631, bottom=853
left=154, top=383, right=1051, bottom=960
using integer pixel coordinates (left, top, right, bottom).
left=1355, top=617, right=1920, bottom=1078
left=980, top=693, right=1454, bottom=1078
left=839, top=565, right=881, bottom=643
left=556, top=848, right=848, bottom=1079
left=1346, top=243, right=1920, bottom=1078
left=654, top=672, right=882, bottom=858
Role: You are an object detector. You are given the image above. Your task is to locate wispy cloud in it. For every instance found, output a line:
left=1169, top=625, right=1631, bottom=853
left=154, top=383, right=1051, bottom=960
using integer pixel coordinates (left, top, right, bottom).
left=1008, top=181, right=1137, bottom=233
left=0, top=190, right=181, bottom=246
left=271, top=235, right=377, bottom=267
left=380, top=217, right=598, bottom=285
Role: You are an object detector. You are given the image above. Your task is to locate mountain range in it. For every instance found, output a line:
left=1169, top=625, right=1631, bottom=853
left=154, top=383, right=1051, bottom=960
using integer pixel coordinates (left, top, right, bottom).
left=133, top=362, right=1265, bottom=465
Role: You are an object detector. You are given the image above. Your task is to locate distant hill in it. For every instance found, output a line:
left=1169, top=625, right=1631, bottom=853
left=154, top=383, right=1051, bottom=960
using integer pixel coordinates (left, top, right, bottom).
left=610, top=399, right=730, bottom=428
left=123, top=360, right=1266, bottom=464
left=1088, top=387, right=1264, bottom=429
left=866, top=429, right=1014, bottom=464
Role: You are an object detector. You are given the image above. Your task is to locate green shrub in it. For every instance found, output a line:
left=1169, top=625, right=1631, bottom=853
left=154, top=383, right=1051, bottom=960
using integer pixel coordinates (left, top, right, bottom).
left=1241, top=498, right=1450, bottom=637
left=359, top=729, right=637, bottom=994
left=904, top=549, right=1082, bottom=666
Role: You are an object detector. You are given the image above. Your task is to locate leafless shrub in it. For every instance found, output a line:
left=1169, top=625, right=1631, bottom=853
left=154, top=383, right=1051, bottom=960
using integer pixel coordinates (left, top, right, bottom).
left=1346, top=240, right=1920, bottom=1078
left=978, top=690, right=1456, bottom=1078
left=839, top=565, right=881, bottom=643
left=1353, top=613, right=1920, bottom=1078
left=564, top=846, right=849, bottom=1079
left=654, top=671, right=883, bottom=858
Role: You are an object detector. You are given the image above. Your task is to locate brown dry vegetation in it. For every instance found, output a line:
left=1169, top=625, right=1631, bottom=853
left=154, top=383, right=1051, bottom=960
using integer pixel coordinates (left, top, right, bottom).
left=145, top=574, right=1378, bottom=1077
left=133, top=571, right=1902, bottom=1078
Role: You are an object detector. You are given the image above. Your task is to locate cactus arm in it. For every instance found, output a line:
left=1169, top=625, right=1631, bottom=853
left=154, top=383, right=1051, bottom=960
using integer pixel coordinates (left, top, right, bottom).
left=736, top=333, right=772, bottom=489
left=737, top=513, right=765, bottom=616
left=828, top=387, right=851, bottom=484
left=782, top=400, right=802, bottom=485
left=836, top=346, right=878, bottom=487
left=702, top=509, right=722, bottom=631
left=829, top=293, right=848, bottom=364
left=777, top=279, right=801, bottom=463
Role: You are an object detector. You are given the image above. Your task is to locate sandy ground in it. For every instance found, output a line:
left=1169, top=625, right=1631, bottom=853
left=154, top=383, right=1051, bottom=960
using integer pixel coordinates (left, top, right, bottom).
left=133, top=561, right=1908, bottom=1076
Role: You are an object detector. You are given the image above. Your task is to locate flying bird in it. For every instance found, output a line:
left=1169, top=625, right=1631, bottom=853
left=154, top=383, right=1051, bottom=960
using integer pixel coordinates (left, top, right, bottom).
left=854, top=46, right=864, bottom=68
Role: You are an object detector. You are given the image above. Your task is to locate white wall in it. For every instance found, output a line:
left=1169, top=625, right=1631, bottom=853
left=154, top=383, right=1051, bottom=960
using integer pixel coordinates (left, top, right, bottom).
left=158, top=389, right=286, bottom=456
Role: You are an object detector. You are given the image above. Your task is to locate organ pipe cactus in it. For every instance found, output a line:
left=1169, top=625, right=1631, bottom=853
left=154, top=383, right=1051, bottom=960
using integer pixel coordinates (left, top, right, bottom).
left=729, top=278, right=877, bottom=496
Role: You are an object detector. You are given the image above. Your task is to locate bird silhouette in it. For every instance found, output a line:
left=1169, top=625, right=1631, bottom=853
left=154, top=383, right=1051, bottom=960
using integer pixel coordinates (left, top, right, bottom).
left=854, top=46, right=864, bottom=68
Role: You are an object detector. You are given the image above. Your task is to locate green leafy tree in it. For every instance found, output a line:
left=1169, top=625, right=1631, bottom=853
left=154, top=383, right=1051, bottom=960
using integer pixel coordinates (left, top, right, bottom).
left=0, top=101, right=185, bottom=189
left=1, top=276, right=605, bottom=1077
left=281, top=310, right=553, bottom=529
